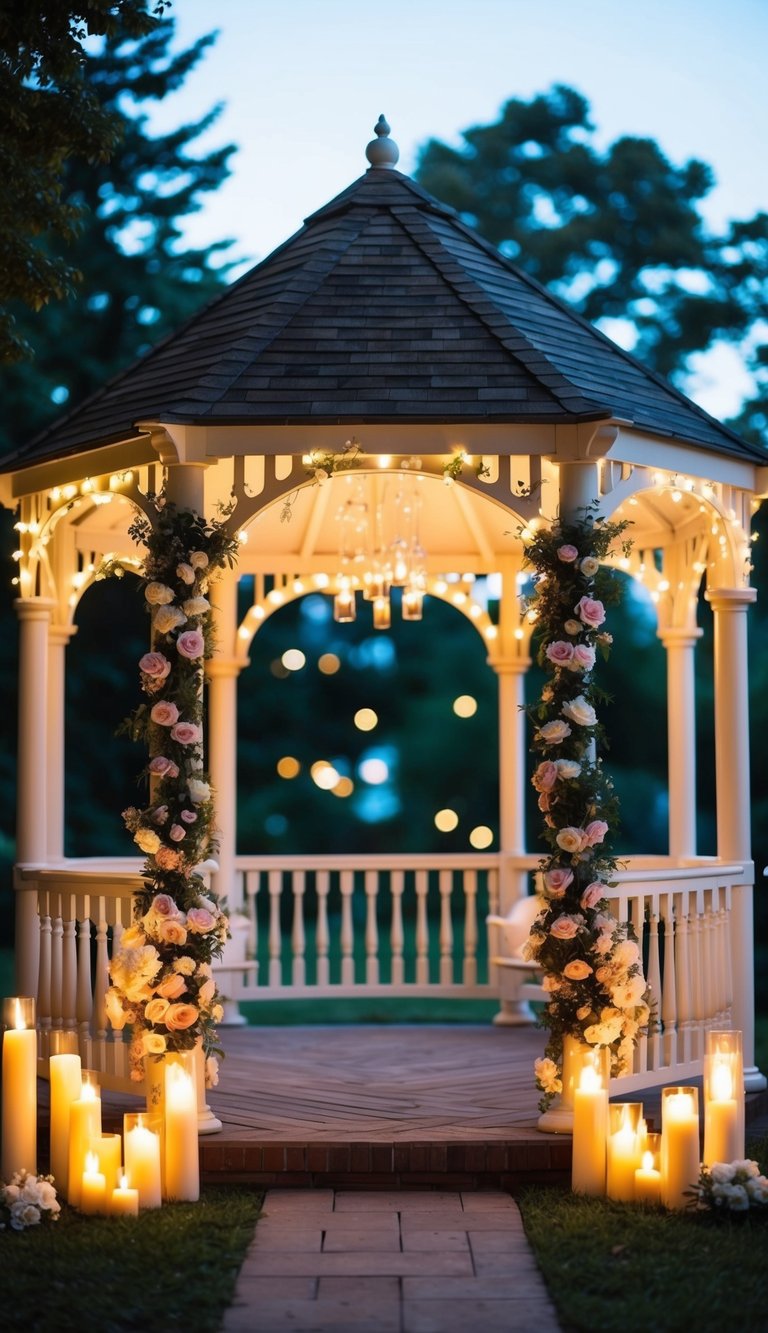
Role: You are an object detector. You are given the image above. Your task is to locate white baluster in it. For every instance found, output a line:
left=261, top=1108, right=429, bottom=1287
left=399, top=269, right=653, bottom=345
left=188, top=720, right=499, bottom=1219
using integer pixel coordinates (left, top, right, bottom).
left=487, top=868, right=500, bottom=986
left=94, top=899, right=109, bottom=1042
left=463, top=871, right=478, bottom=986
left=38, top=908, right=52, bottom=1051
left=660, top=896, right=678, bottom=1068
left=390, top=871, right=405, bottom=987
left=246, top=871, right=258, bottom=957
left=291, top=871, right=306, bottom=987
left=62, top=909, right=77, bottom=1031
left=674, top=893, right=693, bottom=1064
left=647, top=909, right=661, bottom=1071
left=365, top=871, right=379, bottom=985
left=268, top=870, right=282, bottom=987
left=702, top=894, right=715, bottom=1028
left=415, top=871, right=429, bottom=985
left=50, top=916, right=63, bottom=1029
left=689, top=900, right=706, bottom=1059
left=340, top=870, right=355, bottom=985
left=632, top=894, right=648, bottom=1075
left=76, top=911, right=93, bottom=1050
left=316, top=871, right=330, bottom=986
left=721, top=887, right=734, bottom=1023
left=439, top=870, right=453, bottom=985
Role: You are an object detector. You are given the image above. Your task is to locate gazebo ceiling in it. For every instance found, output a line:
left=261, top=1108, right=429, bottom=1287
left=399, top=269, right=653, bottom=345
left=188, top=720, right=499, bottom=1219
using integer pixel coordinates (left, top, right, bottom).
left=3, top=122, right=764, bottom=476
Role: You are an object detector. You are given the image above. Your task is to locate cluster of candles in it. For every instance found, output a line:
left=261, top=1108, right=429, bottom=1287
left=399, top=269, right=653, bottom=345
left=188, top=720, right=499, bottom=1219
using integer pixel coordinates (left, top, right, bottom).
left=2, top=997, right=200, bottom=1216
left=571, top=1030, right=745, bottom=1208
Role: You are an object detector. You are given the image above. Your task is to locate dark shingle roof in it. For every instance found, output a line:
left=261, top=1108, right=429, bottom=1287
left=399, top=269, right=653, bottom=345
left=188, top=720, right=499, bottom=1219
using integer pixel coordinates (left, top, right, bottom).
left=4, top=162, right=764, bottom=470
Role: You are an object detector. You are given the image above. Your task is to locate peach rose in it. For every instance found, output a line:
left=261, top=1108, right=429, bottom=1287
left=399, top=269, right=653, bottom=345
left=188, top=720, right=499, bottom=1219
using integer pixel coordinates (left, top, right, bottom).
left=150, top=893, right=178, bottom=918
left=556, top=826, right=587, bottom=854
left=145, top=581, right=174, bottom=605
left=584, top=820, right=609, bottom=846
left=158, top=919, right=188, bottom=946
left=532, top=761, right=559, bottom=792
left=142, top=1032, right=167, bottom=1055
left=144, top=998, right=170, bottom=1024
left=153, top=604, right=186, bottom=634
left=176, top=562, right=196, bottom=585
left=164, top=1003, right=199, bottom=1031
left=170, top=721, right=201, bottom=746
left=550, top=914, right=583, bottom=939
left=580, top=882, right=605, bottom=910
left=169, top=824, right=186, bottom=842
left=150, top=700, right=180, bottom=727
left=156, top=972, right=187, bottom=999
left=563, top=959, right=593, bottom=981
left=155, top=846, right=185, bottom=871
left=139, top=651, right=171, bottom=681
left=557, top=544, right=579, bottom=562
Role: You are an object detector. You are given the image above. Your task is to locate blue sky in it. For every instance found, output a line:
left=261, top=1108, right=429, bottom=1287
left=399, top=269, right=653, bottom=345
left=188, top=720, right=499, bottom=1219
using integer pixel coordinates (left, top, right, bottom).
left=147, top=0, right=768, bottom=415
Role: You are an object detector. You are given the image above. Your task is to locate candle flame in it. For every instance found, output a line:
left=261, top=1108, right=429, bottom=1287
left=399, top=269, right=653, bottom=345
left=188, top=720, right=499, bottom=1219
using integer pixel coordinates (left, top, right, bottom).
left=120, top=1174, right=128, bottom=1191
left=712, top=1060, right=733, bottom=1101
left=85, top=1151, right=99, bottom=1174
left=667, top=1091, right=694, bottom=1119
left=81, top=1083, right=97, bottom=1103
left=642, top=1150, right=655, bottom=1172
left=14, top=998, right=25, bottom=1030
left=580, top=1064, right=601, bottom=1093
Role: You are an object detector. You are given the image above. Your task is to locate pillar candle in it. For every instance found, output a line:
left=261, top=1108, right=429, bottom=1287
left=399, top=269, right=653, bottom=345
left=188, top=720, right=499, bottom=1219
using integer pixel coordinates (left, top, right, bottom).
left=94, top=1133, right=122, bottom=1195
left=704, top=1059, right=741, bottom=1167
left=110, top=1174, right=139, bottom=1218
left=164, top=1060, right=199, bottom=1201
left=662, top=1087, right=700, bottom=1210
left=49, top=1033, right=81, bottom=1199
left=635, top=1150, right=662, bottom=1205
left=1, top=997, right=37, bottom=1181
left=68, top=1077, right=102, bottom=1209
left=572, top=1064, right=608, bottom=1196
left=124, top=1114, right=162, bottom=1210
left=606, top=1103, right=643, bottom=1202
left=80, top=1151, right=107, bottom=1215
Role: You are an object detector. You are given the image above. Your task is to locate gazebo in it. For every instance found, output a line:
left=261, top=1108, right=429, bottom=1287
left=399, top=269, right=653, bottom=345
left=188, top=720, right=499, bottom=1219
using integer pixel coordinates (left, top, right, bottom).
left=2, top=118, right=766, bottom=1107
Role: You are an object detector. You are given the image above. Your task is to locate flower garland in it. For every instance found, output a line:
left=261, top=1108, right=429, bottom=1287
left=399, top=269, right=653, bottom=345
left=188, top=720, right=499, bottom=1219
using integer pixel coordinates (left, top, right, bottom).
left=105, top=500, right=240, bottom=1085
left=519, top=508, right=651, bottom=1110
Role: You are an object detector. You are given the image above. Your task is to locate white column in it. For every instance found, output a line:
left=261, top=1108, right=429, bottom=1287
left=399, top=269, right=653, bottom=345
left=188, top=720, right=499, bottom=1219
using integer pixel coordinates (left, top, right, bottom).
left=164, top=462, right=207, bottom=514
left=496, top=658, right=531, bottom=902
left=14, top=597, right=56, bottom=996
left=46, top=624, right=77, bottom=861
left=705, top=586, right=765, bottom=1091
left=558, top=459, right=599, bottom=521
left=657, top=626, right=702, bottom=860
left=207, top=657, right=243, bottom=912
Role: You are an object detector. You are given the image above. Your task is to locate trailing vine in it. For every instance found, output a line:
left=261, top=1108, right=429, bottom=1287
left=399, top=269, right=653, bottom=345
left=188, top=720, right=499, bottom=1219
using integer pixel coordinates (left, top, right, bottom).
left=105, top=498, right=240, bottom=1085
left=520, top=507, right=652, bottom=1110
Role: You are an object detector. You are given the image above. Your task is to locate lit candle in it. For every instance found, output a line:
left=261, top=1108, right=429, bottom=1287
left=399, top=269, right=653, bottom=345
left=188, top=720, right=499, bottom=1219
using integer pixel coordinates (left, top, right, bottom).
left=164, top=1059, right=199, bottom=1201
left=1, top=997, right=37, bottom=1181
left=94, top=1133, right=122, bottom=1195
left=704, top=1054, right=742, bottom=1168
left=402, top=588, right=424, bottom=621
left=572, top=1062, right=608, bottom=1196
left=333, top=588, right=356, bottom=622
left=49, top=1031, right=81, bottom=1200
left=110, top=1173, right=139, bottom=1218
left=372, top=595, right=391, bottom=630
left=635, top=1149, right=662, bottom=1205
left=68, top=1074, right=102, bottom=1209
left=661, top=1086, right=700, bottom=1211
left=124, top=1113, right=162, bottom=1210
left=80, top=1150, right=107, bottom=1215
left=607, top=1103, right=643, bottom=1202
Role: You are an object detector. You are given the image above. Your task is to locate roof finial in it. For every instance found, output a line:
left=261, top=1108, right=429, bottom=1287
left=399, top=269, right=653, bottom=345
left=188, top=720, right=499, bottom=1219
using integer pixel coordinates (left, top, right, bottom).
left=365, top=115, right=399, bottom=170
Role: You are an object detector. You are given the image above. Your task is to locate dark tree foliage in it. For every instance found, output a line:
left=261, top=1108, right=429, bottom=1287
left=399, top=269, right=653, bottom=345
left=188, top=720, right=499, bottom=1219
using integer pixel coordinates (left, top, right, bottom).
left=416, top=85, right=768, bottom=445
left=0, top=9, right=238, bottom=452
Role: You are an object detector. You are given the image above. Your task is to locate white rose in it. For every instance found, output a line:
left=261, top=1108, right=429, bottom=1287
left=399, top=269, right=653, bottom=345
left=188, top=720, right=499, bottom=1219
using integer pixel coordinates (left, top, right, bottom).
left=153, top=604, right=187, bottom=634
left=134, top=827, right=161, bottom=854
left=561, top=695, right=597, bottom=727
left=187, top=778, right=211, bottom=805
left=580, top=557, right=600, bottom=577
left=145, top=582, right=175, bottom=605
left=182, top=596, right=211, bottom=617
left=189, top=551, right=209, bottom=570
left=555, top=759, right=581, bottom=779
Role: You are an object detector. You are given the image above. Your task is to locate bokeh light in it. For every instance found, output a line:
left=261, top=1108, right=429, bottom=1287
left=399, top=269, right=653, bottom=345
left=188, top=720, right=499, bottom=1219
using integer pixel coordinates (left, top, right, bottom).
left=358, top=757, right=389, bottom=785
left=434, top=808, right=459, bottom=832
left=331, top=776, right=355, bottom=798
left=281, top=648, right=306, bottom=671
left=354, top=708, right=378, bottom=731
left=310, top=760, right=340, bottom=790
left=452, top=694, right=477, bottom=718
left=469, top=825, right=493, bottom=849
left=276, top=756, right=300, bottom=779
left=318, top=653, right=341, bottom=675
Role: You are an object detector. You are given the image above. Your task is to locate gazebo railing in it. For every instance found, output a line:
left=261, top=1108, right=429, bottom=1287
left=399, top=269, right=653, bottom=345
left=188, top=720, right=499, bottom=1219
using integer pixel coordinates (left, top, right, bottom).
left=14, top=854, right=750, bottom=1097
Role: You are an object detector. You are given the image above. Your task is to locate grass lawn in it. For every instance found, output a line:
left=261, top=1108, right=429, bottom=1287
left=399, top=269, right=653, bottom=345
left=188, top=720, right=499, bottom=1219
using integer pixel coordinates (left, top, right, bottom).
left=519, top=1133, right=768, bottom=1333
left=0, top=1185, right=263, bottom=1333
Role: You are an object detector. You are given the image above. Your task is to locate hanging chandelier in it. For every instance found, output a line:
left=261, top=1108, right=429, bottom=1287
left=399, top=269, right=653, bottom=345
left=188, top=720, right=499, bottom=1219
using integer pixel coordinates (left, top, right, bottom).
left=332, top=473, right=427, bottom=626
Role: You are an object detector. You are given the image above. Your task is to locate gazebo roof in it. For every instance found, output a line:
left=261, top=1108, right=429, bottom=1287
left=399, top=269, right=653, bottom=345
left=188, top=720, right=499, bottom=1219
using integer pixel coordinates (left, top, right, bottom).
left=4, top=122, right=764, bottom=471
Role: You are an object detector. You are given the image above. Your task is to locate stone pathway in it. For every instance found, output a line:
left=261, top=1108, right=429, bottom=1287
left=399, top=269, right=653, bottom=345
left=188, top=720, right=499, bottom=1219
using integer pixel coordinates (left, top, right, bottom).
left=221, top=1189, right=562, bottom=1332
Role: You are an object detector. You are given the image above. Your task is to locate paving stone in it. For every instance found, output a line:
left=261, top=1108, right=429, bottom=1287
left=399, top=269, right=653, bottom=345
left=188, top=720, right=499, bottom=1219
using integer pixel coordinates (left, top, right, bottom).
left=318, top=1277, right=402, bottom=1302
left=251, top=1227, right=323, bottom=1251
left=321, top=1211, right=400, bottom=1234
left=333, top=1190, right=462, bottom=1211
left=322, top=1228, right=401, bottom=1252
left=403, top=1276, right=545, bottom=1300
left=403, top=1298, right=561, bottom=1332
left=468, top=1229, right=534, bottom=1255
left=223, top=1300, right=401, bottom=1332
left=400, top=1229, right=470, bottom=1252
left=227, top=1276, right=317, bottom=1301
left=263, top=1188, right=335, bottom=1215
left=242, top=1251, right=475, bottom=1277
left=472, top=1251, right=545, bottom=1279
left=460, top=1191, right=519, bottom=1211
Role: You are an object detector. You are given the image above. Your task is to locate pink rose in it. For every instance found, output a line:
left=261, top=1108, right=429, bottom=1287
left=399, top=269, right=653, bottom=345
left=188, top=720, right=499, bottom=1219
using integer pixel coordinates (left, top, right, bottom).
left=156, top=973, right=187, bottom=1000
left=144, top=998, right=170, bottom=1024
left=150, top=700, right=180, bottom=727
left=584, top=820, right=609, bottom=847
left=152, top=805, right=169, bottom=825
left=164, top=1002, right=199, bottom=1031
left=580, top=882, right=605, bottom=910
left=545, top=640, right=575, bottom=667
left=543, top=868, right=574, bottom=896
left=158, top=919, right=188, bottom=946
left=538, top=792, right=550, bottom=812
left=170, top=721, right=201, bottom=745
left=150, top=893, right=178, bottom=918
left=550, top=915, right=583, bottom=940
left=575, top=596, right=606, bottom=628
left=148, top=755, right=179, bottom=779
left=572, top=644, right=596, bottom=671
left=169, top=824, right=186, bottom=842
left=180, top=809, right=197, bottom=824
left=532, top=761, right=559, bottom=793
left=139, top=652, right=171, bottom=681
left=557, top=544, right=579, bottom=563
left=563, top=959, right=593, bottom=981
left=176, top=630, right=205, bottom=660
left=187, top=907, right=216, bottom=934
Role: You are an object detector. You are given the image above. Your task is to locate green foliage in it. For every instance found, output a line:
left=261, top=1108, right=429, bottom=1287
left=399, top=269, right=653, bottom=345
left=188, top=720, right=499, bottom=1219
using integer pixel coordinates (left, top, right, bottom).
left=0, top=1185, right=263, bottom=1333
left=0, top=8, right=237, bottom=450
left=416, top=84, right=768, bottom=445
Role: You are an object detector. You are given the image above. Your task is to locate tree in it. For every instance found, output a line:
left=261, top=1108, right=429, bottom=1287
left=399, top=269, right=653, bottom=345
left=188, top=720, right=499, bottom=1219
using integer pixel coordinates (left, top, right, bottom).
left=415, top=85, right=768, bottom=445
left=1, top=12, right=238, bottom=451
left=0, top=0, right=174, bottom=363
